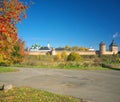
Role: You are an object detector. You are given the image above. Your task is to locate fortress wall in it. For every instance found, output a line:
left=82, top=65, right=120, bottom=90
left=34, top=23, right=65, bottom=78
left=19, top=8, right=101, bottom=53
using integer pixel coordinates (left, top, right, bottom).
left=28, top=40, right=119, bottom=56
left=27, top=50, right=117, bottom=56
left=55, top=51, right=96, bottom=55
left=55, top=51, right=71, bottom=55
left=28, top=51, right=97, bottom=55
left=77, top=51, right=96, bottom=55
left=28, top=52, right=46, bottom=55
left=103, top=51, right=113, bottom=55
left=105, top=51, right=119, bottom=55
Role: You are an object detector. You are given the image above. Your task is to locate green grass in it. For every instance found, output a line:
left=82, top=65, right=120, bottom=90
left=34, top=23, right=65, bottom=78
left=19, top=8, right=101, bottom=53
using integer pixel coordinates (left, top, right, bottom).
left=0, top=87, right=80, bottom=102
left=0, top=67, right=19, bottom=73
left=12, top=64, right=109, bottom=70
left=57, top=65, right=109, bottom=70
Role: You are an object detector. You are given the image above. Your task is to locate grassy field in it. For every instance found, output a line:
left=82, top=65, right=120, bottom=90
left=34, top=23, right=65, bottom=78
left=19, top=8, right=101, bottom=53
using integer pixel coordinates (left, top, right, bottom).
left=1, top=54, right=120, bottom=70
left=0, top=87, right=80, bottom=102
left=10, top=62, right=109, bottom=70
left=13, top=55, right=118, bottom=70
left=17, top=65, right=109, bottom=70
left=0, top=64, right=109, bottom=74
left=12, top=61, right=110, bottom=70
left=0, top=67, right=19, bottom=73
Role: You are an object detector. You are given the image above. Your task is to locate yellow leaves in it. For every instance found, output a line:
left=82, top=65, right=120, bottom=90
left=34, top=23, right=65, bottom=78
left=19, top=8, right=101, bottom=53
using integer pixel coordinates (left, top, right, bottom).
left=54, top=51, right=68, bottom=61
left=0, top=87, right=80, bottom=102
left=61, top=51, right=67, bottom=59
left=54, top=53, right=62, bottom=61
left=0, top=8, right=3, bottom=12
left=7, top=36, right=12, bottom=43
left=67, top=52, right=82, bottom=62
left=0, top=0, right=27, bottom=65
left=0, top=54, right=4, bottom=62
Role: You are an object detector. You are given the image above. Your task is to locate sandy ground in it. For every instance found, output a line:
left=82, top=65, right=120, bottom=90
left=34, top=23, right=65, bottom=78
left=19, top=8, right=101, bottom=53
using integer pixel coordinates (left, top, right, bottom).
left=0, top=68, right=120, bottom=102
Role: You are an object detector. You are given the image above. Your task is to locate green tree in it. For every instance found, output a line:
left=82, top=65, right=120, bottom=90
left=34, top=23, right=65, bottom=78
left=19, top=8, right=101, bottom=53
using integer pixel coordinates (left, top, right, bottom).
left=12, top=39, right=26, bottom=64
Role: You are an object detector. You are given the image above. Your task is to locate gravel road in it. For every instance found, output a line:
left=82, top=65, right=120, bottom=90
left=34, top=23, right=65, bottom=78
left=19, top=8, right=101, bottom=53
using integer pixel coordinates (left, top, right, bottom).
left=0, top=68, right=120, bottom=102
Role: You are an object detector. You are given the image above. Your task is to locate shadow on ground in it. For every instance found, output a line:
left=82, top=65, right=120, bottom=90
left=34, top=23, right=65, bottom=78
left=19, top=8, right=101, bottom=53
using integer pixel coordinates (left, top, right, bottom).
left=102, top=63, right=120, bottom=71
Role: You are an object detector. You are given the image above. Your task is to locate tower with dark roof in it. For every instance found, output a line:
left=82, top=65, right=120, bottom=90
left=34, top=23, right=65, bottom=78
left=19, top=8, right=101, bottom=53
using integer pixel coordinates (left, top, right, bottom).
left=109, top=40, right=118, bottom=54
left=99, top=41, right=106, bottom=54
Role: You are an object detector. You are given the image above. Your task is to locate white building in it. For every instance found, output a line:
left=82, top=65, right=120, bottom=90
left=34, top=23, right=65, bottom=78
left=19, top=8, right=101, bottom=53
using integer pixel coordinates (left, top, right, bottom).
left=88, top=46, right=95, bottom=51
left=29, top=43, right=52, bottom=52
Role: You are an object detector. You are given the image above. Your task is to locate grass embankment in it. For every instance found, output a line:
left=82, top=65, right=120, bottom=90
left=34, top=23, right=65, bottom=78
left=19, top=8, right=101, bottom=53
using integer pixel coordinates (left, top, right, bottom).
left=0, top=87, right=80, bottom=102
left=102, top=63, right=120, bottom=70
left=7, top=55, right=120, bottom=70
left=13, top=61, right=109, bottom=70
left=19, top=65, right=109, bottom=70
left=0, top=67, right=19, bottom=73
left=13, top=55, right=112, bottom=70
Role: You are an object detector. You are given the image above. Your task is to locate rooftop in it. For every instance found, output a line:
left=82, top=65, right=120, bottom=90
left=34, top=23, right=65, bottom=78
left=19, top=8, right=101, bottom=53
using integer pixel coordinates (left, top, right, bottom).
left=109, top=40, right=118, bottom=46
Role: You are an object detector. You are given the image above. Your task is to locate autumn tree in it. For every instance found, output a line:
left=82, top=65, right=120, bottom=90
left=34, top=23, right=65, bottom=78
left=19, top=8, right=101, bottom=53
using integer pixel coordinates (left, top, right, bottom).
left=64, top=45, right=88, bottom=51
left=0, top=0, right=27, bottom=65
left=67, top=52, right=82, bottom=62
left=78, top=47, right=88, bottom=51
left=65, top=45, right=71, bottom=51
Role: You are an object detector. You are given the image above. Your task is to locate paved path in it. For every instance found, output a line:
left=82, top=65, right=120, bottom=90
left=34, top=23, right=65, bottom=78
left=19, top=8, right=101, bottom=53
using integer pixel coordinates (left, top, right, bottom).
left=0, top=68, right=120, bottom=102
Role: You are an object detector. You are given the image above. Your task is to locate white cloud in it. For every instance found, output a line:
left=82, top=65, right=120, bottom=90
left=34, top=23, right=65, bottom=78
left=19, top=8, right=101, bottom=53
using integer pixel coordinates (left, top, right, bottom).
left=113, top=32, right=120, bottom=38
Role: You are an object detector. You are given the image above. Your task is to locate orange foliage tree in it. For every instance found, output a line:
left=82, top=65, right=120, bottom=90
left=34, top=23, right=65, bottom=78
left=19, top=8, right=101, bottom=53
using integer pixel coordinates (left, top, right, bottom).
left=0, top=0, right=27, bottom=65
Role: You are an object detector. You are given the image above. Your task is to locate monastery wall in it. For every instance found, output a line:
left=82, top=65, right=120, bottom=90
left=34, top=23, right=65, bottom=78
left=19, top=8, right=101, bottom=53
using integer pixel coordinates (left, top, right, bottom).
left=28, top=52, right=46, bottom=55
left=27, top=50, right=119, bottom=55
left=103, top=51, right=114, bottom=55
left=55, top=51, right=96, bottom=55
left=28, top=51, right=97, bottom=55
left=76, top=51, right=96, bottom=55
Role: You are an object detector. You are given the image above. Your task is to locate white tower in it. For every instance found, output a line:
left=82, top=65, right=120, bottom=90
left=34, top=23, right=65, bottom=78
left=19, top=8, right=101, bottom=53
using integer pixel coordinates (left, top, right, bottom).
left=48, top=43, right=50, bottom=49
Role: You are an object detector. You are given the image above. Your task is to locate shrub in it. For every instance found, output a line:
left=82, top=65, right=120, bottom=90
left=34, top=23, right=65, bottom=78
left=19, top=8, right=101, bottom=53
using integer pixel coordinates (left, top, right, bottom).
left=37, top=55, right=41, bottom=60
left=67, top=52, right=82, bottom=62
left=54, top=53, right=62, bottom=61
left=99, top=55, right=120, bottom=64
left=61, top=51, right=67, bottom=61
left=46, top=51, right=51, bottom=56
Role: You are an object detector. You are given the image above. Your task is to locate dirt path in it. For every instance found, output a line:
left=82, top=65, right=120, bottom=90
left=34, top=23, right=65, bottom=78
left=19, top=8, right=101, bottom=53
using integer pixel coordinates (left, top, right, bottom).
left=0, top=68, right=120, bottom=102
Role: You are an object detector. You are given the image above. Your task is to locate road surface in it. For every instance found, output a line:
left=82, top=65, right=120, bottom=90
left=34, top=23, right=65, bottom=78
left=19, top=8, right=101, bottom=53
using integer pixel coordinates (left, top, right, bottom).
left=0, top=68, right=120, bottom=102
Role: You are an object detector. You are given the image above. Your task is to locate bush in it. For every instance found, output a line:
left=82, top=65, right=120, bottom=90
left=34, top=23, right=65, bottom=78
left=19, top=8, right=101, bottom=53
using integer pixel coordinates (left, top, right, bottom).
left=67, top=52, right=82, bottom=62
left=61, top=51, right=67, bottom=61
left=54, top=53, right=62, bottom=61
left=99, top=54, right=120, bottom=64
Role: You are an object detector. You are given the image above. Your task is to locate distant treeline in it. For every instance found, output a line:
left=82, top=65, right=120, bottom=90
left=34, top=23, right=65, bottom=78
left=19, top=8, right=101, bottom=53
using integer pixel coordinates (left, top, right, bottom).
left=55, top=46, right=88, bottom=51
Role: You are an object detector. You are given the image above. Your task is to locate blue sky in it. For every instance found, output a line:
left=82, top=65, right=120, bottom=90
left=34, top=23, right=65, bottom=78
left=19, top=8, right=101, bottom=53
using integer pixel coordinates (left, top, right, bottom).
left=17, top=0, right=120, bottom=50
